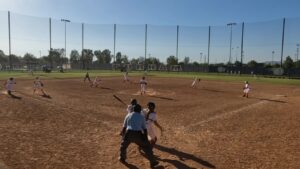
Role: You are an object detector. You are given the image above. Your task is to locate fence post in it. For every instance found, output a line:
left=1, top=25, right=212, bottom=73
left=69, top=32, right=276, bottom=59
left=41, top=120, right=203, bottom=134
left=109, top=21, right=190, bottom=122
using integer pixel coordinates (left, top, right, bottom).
left=241, top=22, right=244, bottom=66
left=176, top=25, right=179, bottom=62
left=8, top=11, right=12, bottom=70
left=280, top=18, right=285, bottom=68
left=145, top=24, right=147, bottom=68
left=114, top=24, right=116, bottom=64
left=208, top=26, right=211, bottom=65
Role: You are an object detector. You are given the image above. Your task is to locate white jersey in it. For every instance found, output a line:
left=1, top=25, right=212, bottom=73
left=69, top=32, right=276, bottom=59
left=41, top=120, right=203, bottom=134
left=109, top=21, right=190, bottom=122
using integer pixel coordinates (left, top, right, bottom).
left=123, top=72, right=129, bottom=81
left=140, top=79, right=147, bottom=92
left=191, top=78, right=197, bottom=87
left=93, top=77, right=101, bottom=85
left=244, top=84, right=250, bottom=93
left=34, top=80, right=43, bottom=89
left=5, top=79, right=15, bottom=91
left=142, top=110, right=158, bottom=140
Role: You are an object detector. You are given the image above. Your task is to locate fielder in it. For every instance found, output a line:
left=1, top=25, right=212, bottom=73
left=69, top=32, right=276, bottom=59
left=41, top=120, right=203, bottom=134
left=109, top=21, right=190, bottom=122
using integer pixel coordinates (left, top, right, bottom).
left=243, top=81, right=250, bottom=98
left=33, top=77, right=48, bottom=96
left=191, top=77, right=201, bottom=88
left=140, top=76, right=147, bottom=95
left=84, top=72, right=91, bottom=83
left=3, top=77, right=16, bottom=96
left=142, top=102, right=163, bottom=147
left=90, top=76, right=101, bottom=88
left=123, top=71, right=130, bottom=83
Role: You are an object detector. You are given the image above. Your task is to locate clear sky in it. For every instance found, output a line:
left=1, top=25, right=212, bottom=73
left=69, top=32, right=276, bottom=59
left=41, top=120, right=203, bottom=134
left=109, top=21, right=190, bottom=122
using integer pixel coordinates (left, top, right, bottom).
left=0, top=0, right=300, bottom=63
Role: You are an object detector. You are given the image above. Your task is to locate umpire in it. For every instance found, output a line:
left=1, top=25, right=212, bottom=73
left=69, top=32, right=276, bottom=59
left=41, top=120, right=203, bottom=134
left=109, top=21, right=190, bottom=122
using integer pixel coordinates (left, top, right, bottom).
left=119, top=104, right=159, bottom=168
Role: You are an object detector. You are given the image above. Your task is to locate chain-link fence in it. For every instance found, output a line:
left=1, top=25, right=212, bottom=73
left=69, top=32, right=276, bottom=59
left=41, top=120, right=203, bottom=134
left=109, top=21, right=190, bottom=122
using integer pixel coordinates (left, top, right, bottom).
left=0, top=11, right=299, bottom=76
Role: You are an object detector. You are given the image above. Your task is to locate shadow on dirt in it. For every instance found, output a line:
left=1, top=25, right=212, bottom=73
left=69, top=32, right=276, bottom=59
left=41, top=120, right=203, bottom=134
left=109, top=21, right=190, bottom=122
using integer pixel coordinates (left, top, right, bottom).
left=252, top=97, right=287, bottom=103
left=41, top=94, right=52, bottom=99
left=9, top=93, right=22, bottom=100
left=149, top=95, right=176, bottom=101
left=200, top=88, right=224, bottom=93
left=155, top=144, right=216, bottom=169
left=101, top=87, right=114, bottom=91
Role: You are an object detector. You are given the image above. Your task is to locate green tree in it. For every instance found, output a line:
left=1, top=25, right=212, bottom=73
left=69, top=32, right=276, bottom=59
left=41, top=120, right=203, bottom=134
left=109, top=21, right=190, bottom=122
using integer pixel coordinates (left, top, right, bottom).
left=23, top=53, right=37, bottom=65
left=247, top=60, right=258, bottom=68
left=0, top=50, right=8, bottom=64
left=183, top=56, right=190, bottom=65
left=81, top=49, right=94, bottom=69
left=130, top=58, right=139, bottom=65
left=166, top=55, right=178, bottom=65
left=9, top=54, right=21, bottom=65
left=116, top=52, right=122, bottom=64
left=49, top=48, right=65, bottom=66
left=283, top=56, right=294, bottom=70
left=101, top=49, right=112, bottom=63
left=70, top=50, right=80, bottom=64
left=94, top=50, right=104, bottom=63
left=121, top=55, right=129, bottom=64
left=145, top=57, right=160, bottom=65
left=295, top=60, right=300, bottom=69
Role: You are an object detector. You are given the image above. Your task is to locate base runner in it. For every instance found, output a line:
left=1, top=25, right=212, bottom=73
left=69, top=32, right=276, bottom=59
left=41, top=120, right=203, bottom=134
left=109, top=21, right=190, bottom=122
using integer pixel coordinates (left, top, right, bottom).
left=33, top=77, right=48, bottom=96
left=90, top=76, right=101, bottom=88
left=4, top=77, right=16, bottom=96
left=191, top=77, right=201, bottom=88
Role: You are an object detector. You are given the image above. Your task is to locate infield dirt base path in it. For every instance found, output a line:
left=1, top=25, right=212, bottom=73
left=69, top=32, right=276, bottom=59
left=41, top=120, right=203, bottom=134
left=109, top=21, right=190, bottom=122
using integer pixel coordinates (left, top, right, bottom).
left=0, top=77, right=299, bottom=169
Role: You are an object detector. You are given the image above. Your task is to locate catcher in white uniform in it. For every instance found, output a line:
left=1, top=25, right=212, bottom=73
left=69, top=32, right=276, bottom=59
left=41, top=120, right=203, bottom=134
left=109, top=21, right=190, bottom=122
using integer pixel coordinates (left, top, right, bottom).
left=243, top=81, right=250, bottom=98
left=191, top=77, right=201, bottom=88
left=33, top=77, right=48, bottom=96
left=140, top=76, right=147, bottom=95
left=143, top=102, right=163, bottom=147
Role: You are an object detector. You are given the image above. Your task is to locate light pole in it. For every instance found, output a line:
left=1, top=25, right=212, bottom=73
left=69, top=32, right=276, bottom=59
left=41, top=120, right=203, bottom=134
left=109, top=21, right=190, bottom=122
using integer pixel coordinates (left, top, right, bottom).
left=200, top=52, right=203, bottom=64
left=235, top=46, right=239, bottom=63
left=61, top=19, right=70, bottom=66
left=272, top=51, right=275, bottom=65
left=227, top=22, right=237, bottom=64
left=297, top=44, right=299, bottom=61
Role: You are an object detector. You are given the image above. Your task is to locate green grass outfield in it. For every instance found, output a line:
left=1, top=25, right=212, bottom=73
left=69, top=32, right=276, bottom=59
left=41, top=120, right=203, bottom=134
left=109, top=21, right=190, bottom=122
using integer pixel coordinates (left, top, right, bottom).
left=0, top=70, right=300, bottom=85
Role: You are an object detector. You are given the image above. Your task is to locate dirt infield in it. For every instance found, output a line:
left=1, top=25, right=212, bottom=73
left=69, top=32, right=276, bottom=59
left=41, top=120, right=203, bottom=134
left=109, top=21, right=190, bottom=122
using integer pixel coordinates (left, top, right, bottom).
left=0, top=77, right=299, bottom=169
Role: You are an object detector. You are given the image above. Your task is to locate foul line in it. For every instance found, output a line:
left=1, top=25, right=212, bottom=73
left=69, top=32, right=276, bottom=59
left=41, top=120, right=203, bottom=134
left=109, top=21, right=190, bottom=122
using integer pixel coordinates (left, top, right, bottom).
left=186, top=97, right=278, bottom=129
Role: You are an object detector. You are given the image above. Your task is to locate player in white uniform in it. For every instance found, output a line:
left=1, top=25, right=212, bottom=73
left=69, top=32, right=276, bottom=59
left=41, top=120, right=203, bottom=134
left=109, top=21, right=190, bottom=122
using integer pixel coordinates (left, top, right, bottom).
left=90, top=76, right=101, bottom=88
left=4, top=77, right=16, bottom=96
left=191, top=77, right=201, bottom=88
left=243, top=81, right=250, bottom=98
left=33, top=77, right=48, bottom=96
left=143, top=102, right=163, bottom=147
left=140, top=76, right=147, bottom=95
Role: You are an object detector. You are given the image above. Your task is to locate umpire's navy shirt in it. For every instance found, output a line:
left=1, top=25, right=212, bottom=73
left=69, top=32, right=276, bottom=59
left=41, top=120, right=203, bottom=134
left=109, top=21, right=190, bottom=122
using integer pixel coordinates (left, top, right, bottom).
left=123, top=111, right=146, bottom=131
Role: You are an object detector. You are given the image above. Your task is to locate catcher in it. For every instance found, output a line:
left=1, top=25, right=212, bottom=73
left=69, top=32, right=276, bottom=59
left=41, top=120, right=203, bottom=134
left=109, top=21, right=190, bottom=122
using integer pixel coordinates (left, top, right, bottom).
left=143, top=102, right=163, bottom=147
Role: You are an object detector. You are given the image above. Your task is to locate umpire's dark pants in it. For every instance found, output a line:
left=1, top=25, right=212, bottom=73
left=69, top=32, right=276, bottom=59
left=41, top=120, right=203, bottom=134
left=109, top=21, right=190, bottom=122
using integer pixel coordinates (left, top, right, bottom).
left=120, top=130, right=156, bottom=164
